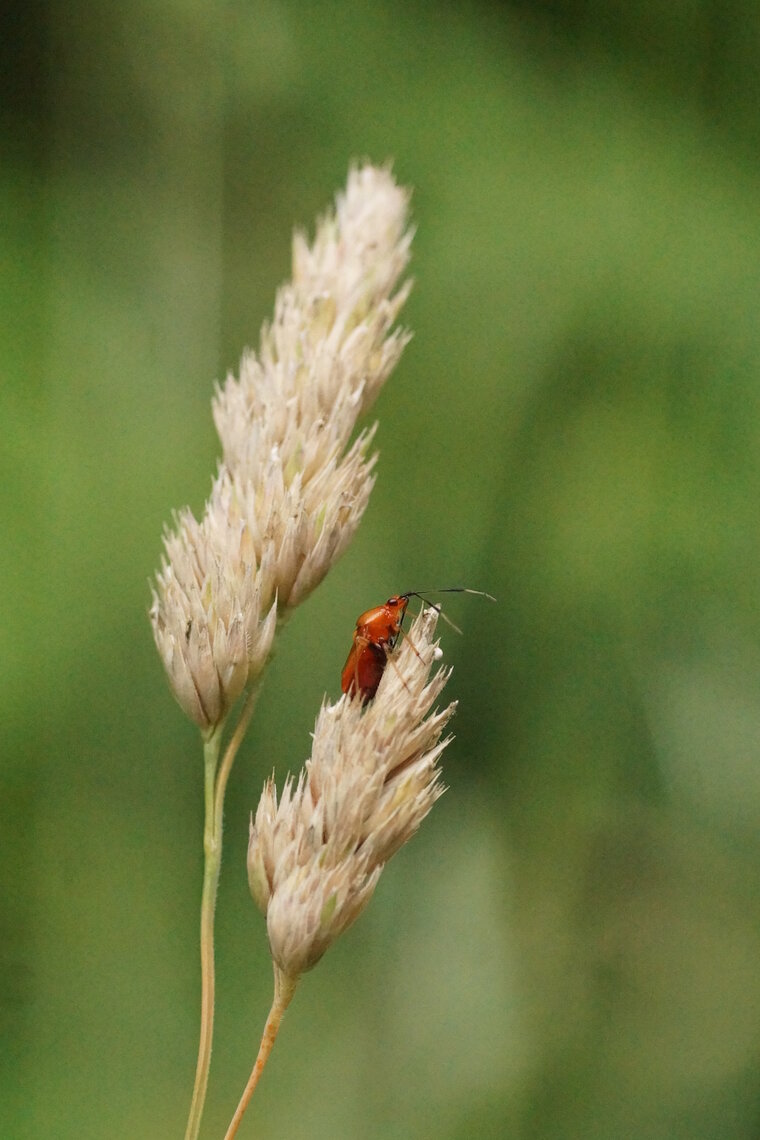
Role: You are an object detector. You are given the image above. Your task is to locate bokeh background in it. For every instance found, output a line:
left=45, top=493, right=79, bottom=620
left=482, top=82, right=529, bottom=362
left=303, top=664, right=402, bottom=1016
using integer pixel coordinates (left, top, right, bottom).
left=4, top=1, right=760, bottom=1137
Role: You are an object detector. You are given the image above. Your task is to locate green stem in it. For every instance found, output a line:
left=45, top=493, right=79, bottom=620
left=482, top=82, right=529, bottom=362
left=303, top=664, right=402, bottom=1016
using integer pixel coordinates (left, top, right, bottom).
left=213, top=684, right=262, bottom=837
left=183, top=683, right=263, bottom=1140
left=183, top=730, right=222, bottom=1140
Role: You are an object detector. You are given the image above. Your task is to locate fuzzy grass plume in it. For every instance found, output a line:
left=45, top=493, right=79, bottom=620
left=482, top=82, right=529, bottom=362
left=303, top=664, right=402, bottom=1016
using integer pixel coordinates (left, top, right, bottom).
left=151, top=165, right=412, bottom=733
left=223, top=607, right=455, bottom=1139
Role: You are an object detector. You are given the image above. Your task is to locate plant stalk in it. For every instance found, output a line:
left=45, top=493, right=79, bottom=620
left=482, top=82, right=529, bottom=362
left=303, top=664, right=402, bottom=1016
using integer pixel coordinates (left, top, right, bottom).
left=183, top=683, right=262, bottom=1140
left=223, top=965, right=299, bottom=1140
left=183, top=730, right=222, bottom=1140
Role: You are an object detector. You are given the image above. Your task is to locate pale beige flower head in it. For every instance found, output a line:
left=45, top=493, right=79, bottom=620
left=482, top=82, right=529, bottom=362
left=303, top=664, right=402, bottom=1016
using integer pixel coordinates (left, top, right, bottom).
left=150, top=493, right=277, bottom=732
left=247, top=607, right=455, bottom=978
left=151, top=164, right=413, bottom=727
left=212, top=163, right=412, bottom=609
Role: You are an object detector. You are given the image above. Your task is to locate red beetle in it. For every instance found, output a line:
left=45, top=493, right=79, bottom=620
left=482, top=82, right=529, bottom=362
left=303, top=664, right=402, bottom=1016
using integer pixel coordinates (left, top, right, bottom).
left=341, top=588, right=494, bottom=704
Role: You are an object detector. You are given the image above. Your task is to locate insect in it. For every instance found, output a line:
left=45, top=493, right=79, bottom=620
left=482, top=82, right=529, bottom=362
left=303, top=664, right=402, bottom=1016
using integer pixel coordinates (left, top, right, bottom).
left=341, top=588, right=495, bottom=704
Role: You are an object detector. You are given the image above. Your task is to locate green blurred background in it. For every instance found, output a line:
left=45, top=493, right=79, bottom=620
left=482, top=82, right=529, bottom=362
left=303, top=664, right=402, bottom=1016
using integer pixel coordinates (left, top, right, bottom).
left=4, top=1, right=760, bottom=1136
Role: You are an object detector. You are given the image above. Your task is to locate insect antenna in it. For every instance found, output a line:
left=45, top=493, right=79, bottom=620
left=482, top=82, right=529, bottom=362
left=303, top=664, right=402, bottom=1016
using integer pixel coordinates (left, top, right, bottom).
left=400, top=587, right=496, bottom=636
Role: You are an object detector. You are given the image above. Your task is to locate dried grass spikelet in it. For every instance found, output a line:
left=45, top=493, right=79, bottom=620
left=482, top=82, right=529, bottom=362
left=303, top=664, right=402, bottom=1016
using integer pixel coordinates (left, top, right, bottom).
left=150, top=164, right=413, bottom=730
left=247, top=607, right=455, bottom=979
left=150, top=504, right=278, bottom=732
left=212, top=163, right=412, bottom=610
